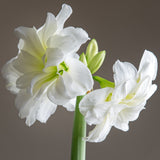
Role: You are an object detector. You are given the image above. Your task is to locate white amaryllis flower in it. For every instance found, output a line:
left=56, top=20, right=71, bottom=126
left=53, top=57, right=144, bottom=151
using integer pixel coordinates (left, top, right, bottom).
left=2, top=4, right=93, bottom=126
left=79, top=50, right=158, bottom=142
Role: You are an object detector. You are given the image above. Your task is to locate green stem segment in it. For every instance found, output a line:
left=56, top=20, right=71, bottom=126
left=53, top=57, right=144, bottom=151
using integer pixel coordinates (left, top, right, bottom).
left=71, top=96, right=86, bottom=160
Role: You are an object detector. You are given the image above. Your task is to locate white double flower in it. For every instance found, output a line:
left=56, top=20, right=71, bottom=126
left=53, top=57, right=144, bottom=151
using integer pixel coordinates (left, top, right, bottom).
left=2, top=4, right=93, bottom=126
left=79, top=50, right=158, bottom=142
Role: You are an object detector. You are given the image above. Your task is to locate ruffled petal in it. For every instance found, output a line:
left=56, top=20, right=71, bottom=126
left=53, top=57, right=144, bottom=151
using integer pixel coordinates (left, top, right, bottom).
left=15, top=27, right=45, bottom=59
left=112, top=78, right=137, bottom=102
left=113, top=60, right=137, bottom=86
left=63, top=98, right=76, bottom=111
left=15, top=90, right=57, bottom=126
left=135, top=76, right=151, bottom=99
left=47, top=27, right=89, bottom=54
left=16, top=72, right=41, bottom=89
left=56, top=4, right=72, bottom=32
left=60, top=27, right=89, bottom=53
left=115, top=102, right=146, bottom=131
left=79, top=88, right=113, bottom=125
left=2, top=57, right=21, bottom=94
left=38, top=12, right=57, bottom=46
left=138, top=50, right=158, bottom=81
left=86, top=112, right=114, bottom=142
left=47, top=35, right=76, bottom=54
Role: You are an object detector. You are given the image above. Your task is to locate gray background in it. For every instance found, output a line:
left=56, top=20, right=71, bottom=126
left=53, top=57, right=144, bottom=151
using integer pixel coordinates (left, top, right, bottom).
left=0, top=0, right=160, bottom=159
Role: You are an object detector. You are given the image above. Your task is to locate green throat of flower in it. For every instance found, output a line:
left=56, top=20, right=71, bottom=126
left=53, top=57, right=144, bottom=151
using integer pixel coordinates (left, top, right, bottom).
left=58, top=61, right=69, bottom=75
left=32, top=61, right=69, bottom=94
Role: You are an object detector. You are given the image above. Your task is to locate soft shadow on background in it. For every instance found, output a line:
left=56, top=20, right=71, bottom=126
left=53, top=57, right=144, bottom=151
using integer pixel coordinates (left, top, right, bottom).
left=0, top=0, right=160, bottom=159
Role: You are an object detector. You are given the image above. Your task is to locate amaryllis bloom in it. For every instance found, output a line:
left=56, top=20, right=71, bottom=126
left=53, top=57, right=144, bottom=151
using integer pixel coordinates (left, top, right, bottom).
left=2, top=4, right=93, bottom=126
left=79, top=50, right=157, bottom=142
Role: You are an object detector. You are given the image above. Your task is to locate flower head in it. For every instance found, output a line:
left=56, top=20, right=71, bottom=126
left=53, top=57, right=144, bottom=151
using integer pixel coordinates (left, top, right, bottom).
left=2, top=4, right=93, bottom=126
left=79, top=50, right=158, bottom=142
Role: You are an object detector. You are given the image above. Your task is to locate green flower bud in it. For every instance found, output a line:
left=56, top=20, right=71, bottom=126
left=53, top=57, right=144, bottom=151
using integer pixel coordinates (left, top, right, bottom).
left=86, top=39, right=98, bottom=63
left=79, top=52, right=87, bottom=66
left=88, top=50, right=106, bottom=74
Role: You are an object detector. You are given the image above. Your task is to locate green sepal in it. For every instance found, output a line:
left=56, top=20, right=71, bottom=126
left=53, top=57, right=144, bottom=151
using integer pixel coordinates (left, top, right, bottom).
left=79, top=52, right=87, bottom=66
left=88, top=50, right=106, bottom=74
left=86, top=39, right=98, bottom=63
left=93, top=75, right=115, bottom=88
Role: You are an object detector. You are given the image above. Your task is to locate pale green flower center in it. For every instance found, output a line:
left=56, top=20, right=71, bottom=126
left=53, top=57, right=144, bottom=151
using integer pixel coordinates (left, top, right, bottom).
left=32, top=61, right=69, bottom=94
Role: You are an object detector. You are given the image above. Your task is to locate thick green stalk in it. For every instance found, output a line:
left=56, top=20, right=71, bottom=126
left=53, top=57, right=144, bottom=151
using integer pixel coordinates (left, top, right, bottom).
left=71, top=96, right=86, bottom=160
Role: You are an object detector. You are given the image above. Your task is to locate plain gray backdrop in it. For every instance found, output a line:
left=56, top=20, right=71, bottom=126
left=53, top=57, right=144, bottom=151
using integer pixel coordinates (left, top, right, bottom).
left=0, top=0, right=160, bottom=159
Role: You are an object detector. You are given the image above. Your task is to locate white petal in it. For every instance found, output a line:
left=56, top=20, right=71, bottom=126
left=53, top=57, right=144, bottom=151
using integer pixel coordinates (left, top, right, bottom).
left=114, top=120, right=129, bottom=131
left=79, top=88, right=113, bottom=125
left=15, top=90, right=57, bottom=126
left=47, top=35, right=76, bottom=54
left=56, top=4, right=72, bottom=31
left=47, top=58, right=93, bottom=106
left=30, top=72, right=57, bottom=94
left=112, top=79, right=137, bottom=102
left=138, top=50, right=158, bottom=81
left=113, top=60, right=137, bottom=86
left=45, top=48, right=64, bottom=68
left=38, top=12, right=57, bottom=46
left=47, top=26, right=89, bottom=55
left=36, top=98, right=57, bottom=123
left=62, top=71, right=86, bottom=97
left=135, top=76, right=151, bottom=99
left=65, top=58, right=93, bottom=93
left=15, top=27, right=45, bottom=59
left=48, top=70, right=87, bottom=105
left=63, top=98, right=76, bottom=111
left=16, top=72, right=40, bottom=89
left=2, top=57, right=21, bottom=94
left=115, top=102, right=146, bottom=131
left=146, top=84, right=157, bottom=100
left=86, top=113, right=113, bottom=142
left=59, top=26, right=89, bottom=53
left=47, top=76, right=72, bottom=105
left=13, top=50, right=44, bottom=74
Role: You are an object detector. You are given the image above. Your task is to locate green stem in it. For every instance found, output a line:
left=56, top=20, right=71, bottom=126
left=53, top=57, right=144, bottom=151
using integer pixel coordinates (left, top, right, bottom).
left=71, top=96, right=86, bottom=160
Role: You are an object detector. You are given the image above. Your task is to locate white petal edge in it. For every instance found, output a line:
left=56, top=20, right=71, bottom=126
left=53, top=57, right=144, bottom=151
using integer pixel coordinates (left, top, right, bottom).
left=63, top=98, right=76, bottom=111
left=2, top=57, right=21, bottom=94
left=56, top=4, right=72, bottom=32
left=86, top=112, right=114, bottom=143
left=138, top=50, right=158, bottom=81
